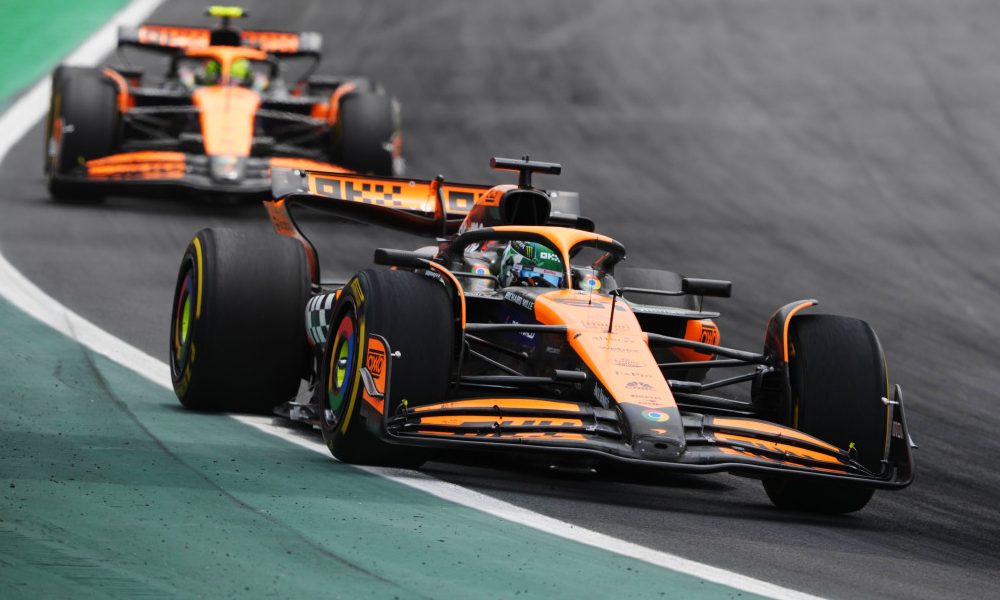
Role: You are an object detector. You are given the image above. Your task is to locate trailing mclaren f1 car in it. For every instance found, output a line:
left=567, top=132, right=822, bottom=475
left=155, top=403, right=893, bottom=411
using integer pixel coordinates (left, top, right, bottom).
left=45, top=6, right=401, bottom=202
left=169, top=157, right=915, bottom=513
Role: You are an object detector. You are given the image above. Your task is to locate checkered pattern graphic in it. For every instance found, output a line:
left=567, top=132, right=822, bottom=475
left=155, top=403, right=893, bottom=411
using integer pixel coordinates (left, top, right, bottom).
left=305, top=293, right=337, bottom=346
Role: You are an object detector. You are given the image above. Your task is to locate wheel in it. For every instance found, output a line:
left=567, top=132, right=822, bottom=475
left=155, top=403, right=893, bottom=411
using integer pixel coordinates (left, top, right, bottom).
left=44, top=66, right=78, bottom=175
left=318, top=268, right=454, bottom=467
left=763, top=314, right=889, bottom=513
left=169, top=228, right=310, bottom=413
left=47, top=67, right=120, bottom=202
left=329, top=92, right=399, bottom=176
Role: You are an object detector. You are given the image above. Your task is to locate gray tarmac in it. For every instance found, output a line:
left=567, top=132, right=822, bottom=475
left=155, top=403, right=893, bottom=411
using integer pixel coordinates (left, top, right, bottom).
left=2, top=1, right=999, bottom=597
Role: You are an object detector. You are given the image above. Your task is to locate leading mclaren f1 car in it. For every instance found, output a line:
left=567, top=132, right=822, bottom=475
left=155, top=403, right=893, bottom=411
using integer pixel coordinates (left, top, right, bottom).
left=168, top=157, right=915, bottom=513
left=45, top=6, right=401, bottom=202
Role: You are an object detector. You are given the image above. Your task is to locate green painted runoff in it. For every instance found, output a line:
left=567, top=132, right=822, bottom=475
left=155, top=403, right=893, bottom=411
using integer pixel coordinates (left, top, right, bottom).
left=0, top=0, right=129, bottom=104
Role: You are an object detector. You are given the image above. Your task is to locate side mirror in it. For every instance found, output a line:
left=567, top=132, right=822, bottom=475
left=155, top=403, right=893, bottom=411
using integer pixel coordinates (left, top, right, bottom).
left=373, top=248, right=429, bottom=270
left=682, top=277, right=732, bottom=298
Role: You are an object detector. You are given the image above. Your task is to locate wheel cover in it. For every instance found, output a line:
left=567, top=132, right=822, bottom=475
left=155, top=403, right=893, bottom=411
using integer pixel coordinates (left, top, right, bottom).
left=327, top=310, right=357, bottom=416
left=172, top=267, right=195, bottom=371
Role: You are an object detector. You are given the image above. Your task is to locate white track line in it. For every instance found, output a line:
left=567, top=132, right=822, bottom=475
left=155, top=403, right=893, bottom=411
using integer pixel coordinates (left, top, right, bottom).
left=0, top=3, right=822, bottom=599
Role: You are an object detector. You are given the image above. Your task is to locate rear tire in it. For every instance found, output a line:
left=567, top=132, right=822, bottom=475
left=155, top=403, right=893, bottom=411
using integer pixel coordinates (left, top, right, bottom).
left=169, top=228, right=310, bottom=413
left=329, top=92, right=399, bottom=176
left=763, top=314, right=889, bottom=514
left=319, top=269, right=453, bottom=468
left=47, top=67, right=120, bottom=202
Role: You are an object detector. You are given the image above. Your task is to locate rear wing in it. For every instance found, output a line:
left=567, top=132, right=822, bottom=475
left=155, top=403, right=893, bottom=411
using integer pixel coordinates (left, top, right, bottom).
left=117, top=25, right=322, bottom=56
left=271, top=168, right=492, bottom=235
left=271, top=168, right=585, bottom=235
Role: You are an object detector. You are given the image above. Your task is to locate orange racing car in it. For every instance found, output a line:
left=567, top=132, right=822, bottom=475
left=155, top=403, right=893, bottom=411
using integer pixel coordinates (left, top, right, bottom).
left=44, top=6, right=401, bottom=202
left=168, top=156, right=915, bottom=514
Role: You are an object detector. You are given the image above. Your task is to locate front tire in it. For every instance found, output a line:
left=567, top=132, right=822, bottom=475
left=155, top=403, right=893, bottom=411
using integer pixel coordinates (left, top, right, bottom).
left=169, top=228, right=310, bottom=413
left=763, top=314, right=889, bottom=514
left=319, top=269, right=453, bottom=467
left=47, top=66, right=120, bottom=202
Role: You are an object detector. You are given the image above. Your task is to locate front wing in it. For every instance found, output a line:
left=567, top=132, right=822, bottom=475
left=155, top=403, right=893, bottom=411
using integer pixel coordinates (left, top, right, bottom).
left=356, top=365, right=914, bottom=488
left=379, top=395, right=914, bottom=488
left=52, top=152, right=350, bottom=198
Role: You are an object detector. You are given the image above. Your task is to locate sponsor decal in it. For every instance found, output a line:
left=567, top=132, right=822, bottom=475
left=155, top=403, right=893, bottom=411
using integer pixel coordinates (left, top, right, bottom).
left=641, top=409, right=671, bottom=423
left=366, top=347, right=384, bottom=378
left=627, top=381, right=654, bottom=391
left=310, top=174, right=484, bottom=211
left=614, top=358, right=644, bottom=368
left=616, top=371, right=654, bottom=379
left=349, top=278, right=365, bottom=304
left=593, top=384, right=612, bottom=408
left=507, top=319, right=535, bottom=340
left=504, top=290, right=535, bottom=312
left=700, top=324, right=720, bottom=345
left=631, top=305, right=689, bottom=315
left=580, top=274, right=601, bottom=291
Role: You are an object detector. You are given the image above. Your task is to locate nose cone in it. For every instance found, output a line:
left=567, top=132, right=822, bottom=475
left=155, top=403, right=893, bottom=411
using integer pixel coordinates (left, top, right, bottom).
left=210, top=155, right=246, bottom=182
left=192, top=86, right=260, bottom=157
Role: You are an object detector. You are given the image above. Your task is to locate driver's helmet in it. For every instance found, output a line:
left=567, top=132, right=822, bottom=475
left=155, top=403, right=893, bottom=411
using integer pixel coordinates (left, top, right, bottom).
left=499, top=241, right=564, bottom=288
left=197, top=59, right=222, bottom=85
left=230, top=58, right=252, bottom=87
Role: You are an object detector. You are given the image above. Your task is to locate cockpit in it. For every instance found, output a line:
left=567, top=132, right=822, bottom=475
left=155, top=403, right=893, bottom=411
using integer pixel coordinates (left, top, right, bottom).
left=174, top=48, right=274, bottom=91
left=449, top=229, right=625, bottom=295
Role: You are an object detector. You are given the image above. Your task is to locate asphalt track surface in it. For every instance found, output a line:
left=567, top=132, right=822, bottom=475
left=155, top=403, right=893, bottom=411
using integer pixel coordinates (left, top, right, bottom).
left=2, top=0, right=999, bottom=597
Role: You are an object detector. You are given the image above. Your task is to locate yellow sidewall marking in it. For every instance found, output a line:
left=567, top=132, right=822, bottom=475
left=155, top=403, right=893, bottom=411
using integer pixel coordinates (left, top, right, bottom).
left=193, top=236, right=204, bottom=318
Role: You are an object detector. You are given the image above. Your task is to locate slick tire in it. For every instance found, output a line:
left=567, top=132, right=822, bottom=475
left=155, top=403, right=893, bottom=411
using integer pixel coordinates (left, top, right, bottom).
left=318, top=269, right=453, bottom=468
left=169, top=228, right=310, bottom=413
left=763, top=314, right=889, bottom=514
left=47, top=66, right=120, bottom=202
left=329, top=92, right=398, bottom=176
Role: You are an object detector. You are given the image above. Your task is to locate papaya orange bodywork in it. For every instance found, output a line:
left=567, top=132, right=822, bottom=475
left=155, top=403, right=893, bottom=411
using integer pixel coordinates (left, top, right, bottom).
left=304, top=171, right=488, bottom=215
left=671, top=319, right=720, bottom=363
left=712, top=417, right=841, bottom=454
left=138, top=25, right=210, bottom=48
left=268, top=157, right=350, bottom=173
left=102, top=68, right=133, bottom=113
left=136, top=25, right=304, bottom=54
left=533, top=289, right=676, bottom=410
left=191, top=86, right=260, bottom=157
left=263, top=198, right=319, bottom=283
left=86, top=151, right=186, bottom=180
left=414, top=398, right=583, bottom=413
